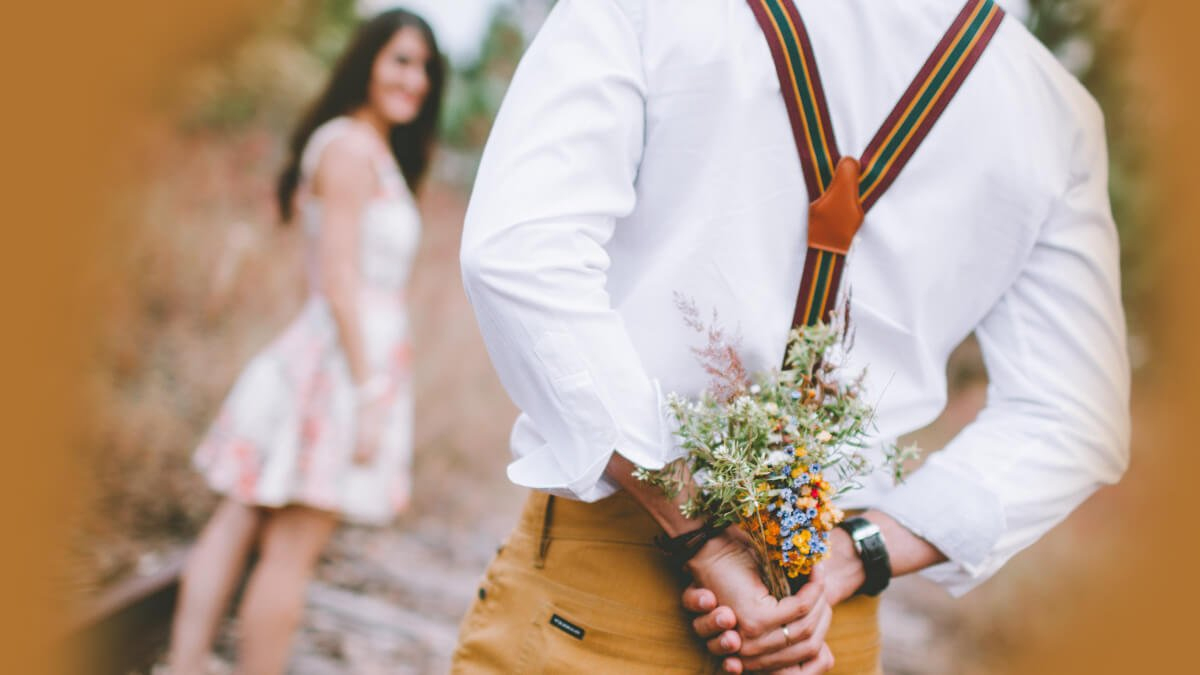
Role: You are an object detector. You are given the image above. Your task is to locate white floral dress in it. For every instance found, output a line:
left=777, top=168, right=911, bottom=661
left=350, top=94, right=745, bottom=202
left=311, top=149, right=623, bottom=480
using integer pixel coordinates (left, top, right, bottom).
left=194, top=117, right=420, bottom=525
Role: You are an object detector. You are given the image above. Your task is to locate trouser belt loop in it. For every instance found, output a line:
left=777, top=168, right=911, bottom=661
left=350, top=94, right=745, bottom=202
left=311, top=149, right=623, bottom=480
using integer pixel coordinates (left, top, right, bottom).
left=535, top=494, right=555, bottom=569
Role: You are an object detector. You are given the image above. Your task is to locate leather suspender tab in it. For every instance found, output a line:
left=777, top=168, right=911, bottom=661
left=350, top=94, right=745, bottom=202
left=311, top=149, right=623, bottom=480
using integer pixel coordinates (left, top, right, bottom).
left=806, top=157, right=864, bottom=255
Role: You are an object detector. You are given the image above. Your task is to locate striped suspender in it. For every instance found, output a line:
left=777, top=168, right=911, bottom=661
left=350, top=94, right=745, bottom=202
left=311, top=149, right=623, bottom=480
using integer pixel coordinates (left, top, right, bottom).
left=747, top=0, right=1006, bottom=334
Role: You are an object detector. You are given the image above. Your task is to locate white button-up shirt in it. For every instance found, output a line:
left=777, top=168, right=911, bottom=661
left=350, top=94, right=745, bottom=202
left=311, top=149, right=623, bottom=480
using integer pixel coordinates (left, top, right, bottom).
left=459, top=0, right=1130, bottom=595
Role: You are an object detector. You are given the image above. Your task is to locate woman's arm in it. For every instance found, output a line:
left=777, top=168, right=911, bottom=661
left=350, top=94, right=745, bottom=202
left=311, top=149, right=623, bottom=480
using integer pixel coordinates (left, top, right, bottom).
left=312, top=133, right=378, bottom=388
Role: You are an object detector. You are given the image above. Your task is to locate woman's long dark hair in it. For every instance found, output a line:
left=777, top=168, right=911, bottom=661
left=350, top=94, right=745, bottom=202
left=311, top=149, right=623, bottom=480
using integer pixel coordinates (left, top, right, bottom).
left=276, top=9, right=445, bottom=222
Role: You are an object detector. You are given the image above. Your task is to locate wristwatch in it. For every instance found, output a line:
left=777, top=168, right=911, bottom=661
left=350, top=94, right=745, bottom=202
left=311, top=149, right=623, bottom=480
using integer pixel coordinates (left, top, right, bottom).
left=837, top=516, right=892, bottom=596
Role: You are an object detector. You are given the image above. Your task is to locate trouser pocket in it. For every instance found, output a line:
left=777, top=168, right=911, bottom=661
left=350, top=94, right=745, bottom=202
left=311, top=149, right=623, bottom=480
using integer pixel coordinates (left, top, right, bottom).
left=516, top=578, right=718, bottom=675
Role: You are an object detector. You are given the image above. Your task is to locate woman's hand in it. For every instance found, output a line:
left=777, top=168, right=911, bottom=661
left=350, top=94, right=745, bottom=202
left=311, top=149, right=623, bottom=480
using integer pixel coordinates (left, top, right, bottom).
left=352, top=395, right=389, bottom=465
left=683, top=535, right=835, bottom=674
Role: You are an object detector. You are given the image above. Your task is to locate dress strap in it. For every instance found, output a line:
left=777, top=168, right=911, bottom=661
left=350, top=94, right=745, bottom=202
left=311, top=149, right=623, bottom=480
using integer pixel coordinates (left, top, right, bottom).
left=746, top=0, right=1005, bottom=334
left=299, top=117, right=355, bottom=181
left=298, top=117, right=403, bottom=200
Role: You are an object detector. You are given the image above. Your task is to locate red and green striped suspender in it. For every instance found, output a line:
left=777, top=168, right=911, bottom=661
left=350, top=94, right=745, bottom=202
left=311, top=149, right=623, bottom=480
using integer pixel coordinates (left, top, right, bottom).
left=746, top=0, right=1006, bottom=333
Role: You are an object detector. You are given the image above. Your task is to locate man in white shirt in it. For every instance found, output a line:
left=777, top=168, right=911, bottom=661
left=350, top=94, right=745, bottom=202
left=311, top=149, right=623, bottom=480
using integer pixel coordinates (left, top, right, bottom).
left=450, top=0, right=1129, bottom=672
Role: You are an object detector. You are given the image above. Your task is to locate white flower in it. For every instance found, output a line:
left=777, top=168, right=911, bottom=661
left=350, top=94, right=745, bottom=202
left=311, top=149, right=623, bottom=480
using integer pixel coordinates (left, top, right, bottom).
left=766, top=450, right=790, bottom=467
left=817, top=430, right=833, bottom=443
left=750, top=384, right=762, bottom=395
left=693, top=468, right=711, bottom=486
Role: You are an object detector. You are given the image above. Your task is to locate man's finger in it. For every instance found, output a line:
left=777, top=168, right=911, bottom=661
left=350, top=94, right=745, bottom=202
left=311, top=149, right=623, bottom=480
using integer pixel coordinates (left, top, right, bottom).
left=682, top=585, right=717, bottom=613
left=739, top=564, right=825, bottom=634
left=781, top=565, right=827, bottom=613
left=739, top=599, right=830, bottom=658
left=739, top=603, right=833, bottom=671
left=705, top=629, right=742, bottom=656
left=794, top=644, right=834, bottom=674
left=693, top=606, right=738, bottom=638
left=764, top=645, right=834, bottom=675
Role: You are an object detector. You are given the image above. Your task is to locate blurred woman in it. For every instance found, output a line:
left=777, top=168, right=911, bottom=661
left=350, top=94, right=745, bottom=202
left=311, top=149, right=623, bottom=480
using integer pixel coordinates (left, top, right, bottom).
left=167, top=9, right=444, bottom=674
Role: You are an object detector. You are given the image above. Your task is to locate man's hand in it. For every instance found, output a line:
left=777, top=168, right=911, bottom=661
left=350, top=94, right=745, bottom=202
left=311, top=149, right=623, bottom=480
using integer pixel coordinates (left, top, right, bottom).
left=685, top=510, right=950, bottom=672
left=683, top=534, right=835, bottom=673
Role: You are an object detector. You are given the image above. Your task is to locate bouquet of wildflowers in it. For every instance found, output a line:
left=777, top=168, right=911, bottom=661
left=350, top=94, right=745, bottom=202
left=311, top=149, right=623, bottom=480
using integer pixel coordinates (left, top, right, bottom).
left=637, top=297, right=912, bottom=598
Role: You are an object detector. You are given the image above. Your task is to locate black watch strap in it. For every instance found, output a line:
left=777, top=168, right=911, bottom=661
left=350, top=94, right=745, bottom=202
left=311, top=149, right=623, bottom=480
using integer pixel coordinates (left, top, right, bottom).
left=837, top=516, right=892, bottom=597
left=654, top=521, right=728, bottom=568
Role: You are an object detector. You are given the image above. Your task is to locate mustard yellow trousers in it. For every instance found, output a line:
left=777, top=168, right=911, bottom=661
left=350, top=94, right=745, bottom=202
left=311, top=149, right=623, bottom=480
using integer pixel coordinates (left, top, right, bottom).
left=451, top=491, right=882, bottom=674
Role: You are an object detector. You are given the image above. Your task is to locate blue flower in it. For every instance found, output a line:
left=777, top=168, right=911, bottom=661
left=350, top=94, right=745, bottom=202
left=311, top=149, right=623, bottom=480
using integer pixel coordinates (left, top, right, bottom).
left=790, top=390, right=802, bottom=400
left=782, top=539, right=794, bottom=551
left=806, top=507, right=818, bottom=519
left=810, top=463, right=821, bottom=473
left=784, top=444, right=796, bottom=454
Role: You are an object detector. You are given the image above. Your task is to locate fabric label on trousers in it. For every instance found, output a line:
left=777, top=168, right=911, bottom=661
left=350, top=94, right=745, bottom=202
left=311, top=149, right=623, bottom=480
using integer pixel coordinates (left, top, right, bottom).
left=549, top=614, right=585, bottom=640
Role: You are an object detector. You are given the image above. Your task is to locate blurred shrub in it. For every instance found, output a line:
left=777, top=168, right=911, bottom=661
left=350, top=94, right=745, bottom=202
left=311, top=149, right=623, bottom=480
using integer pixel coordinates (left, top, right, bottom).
left=440, top=9, right=525, bottom=151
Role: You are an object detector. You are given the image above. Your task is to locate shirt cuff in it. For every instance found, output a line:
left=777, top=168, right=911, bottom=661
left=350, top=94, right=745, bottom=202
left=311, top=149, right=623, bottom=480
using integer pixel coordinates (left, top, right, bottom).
left=874, top=459, right=1006, bottom=594
left=506, top=379, right=681, bottom=502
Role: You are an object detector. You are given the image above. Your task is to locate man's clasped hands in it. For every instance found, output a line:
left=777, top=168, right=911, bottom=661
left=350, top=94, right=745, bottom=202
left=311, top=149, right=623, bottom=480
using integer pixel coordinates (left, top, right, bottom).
left=681, top=525, right=866, bottom=674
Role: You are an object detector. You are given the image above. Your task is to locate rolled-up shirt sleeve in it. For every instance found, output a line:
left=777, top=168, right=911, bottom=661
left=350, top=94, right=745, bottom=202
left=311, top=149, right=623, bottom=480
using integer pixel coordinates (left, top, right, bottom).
left=877, top=102, right=1132, bottom=596
left=459, top=0, right=670, bottom=501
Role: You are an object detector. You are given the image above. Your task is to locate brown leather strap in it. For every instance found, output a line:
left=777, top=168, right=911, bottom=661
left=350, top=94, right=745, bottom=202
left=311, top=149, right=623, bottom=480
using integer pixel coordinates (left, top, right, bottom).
left=807, top=157, right=864, bottom=255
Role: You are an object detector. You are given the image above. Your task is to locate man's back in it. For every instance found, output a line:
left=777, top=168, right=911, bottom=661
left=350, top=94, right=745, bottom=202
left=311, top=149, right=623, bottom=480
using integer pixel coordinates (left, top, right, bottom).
left=609, top=0, right=1105, bottom=393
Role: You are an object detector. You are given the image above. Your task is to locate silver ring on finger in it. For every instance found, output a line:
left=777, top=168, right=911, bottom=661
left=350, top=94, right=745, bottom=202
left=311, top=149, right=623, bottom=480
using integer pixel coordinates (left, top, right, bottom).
left=781, top=624, right=792, bottom=646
